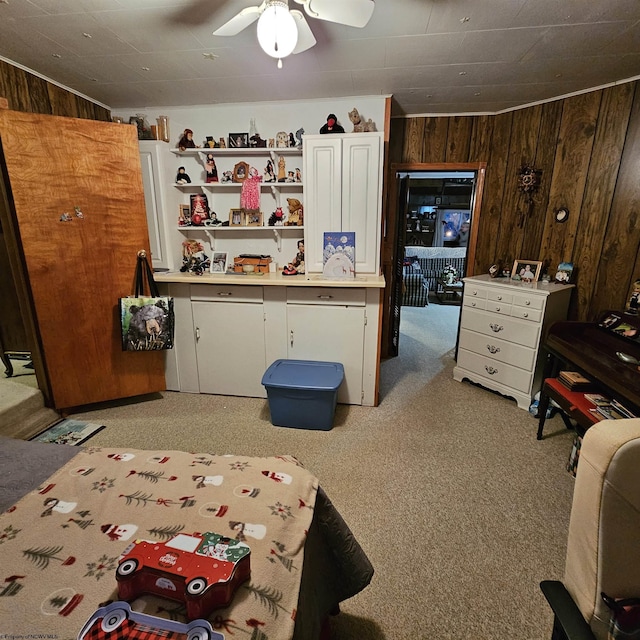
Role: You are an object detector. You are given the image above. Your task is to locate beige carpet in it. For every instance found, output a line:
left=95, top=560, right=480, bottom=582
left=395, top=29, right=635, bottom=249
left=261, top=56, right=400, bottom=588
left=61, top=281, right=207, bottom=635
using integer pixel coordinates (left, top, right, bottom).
left=66, top=304, right=575, bottom=640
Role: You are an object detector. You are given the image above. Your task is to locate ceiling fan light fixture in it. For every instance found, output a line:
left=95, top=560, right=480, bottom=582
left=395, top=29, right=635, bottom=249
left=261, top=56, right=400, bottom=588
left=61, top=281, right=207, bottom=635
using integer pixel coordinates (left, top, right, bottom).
left=257, top=1, right=298, bottom=61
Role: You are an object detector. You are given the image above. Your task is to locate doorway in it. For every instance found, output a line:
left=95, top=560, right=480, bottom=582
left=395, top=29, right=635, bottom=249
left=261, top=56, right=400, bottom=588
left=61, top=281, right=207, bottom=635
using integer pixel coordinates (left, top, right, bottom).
left=382, top=162, right=486, bottom=359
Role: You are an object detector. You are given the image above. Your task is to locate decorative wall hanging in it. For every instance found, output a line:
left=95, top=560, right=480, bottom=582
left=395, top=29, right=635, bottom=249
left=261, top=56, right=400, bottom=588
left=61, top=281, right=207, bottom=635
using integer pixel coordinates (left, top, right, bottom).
left=517, top=164, right=542, bottom=227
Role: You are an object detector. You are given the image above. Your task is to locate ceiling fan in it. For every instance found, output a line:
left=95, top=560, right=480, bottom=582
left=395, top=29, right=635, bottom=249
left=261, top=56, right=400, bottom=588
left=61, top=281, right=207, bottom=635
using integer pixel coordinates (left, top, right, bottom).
left=213, top=0, right=375, bottom=66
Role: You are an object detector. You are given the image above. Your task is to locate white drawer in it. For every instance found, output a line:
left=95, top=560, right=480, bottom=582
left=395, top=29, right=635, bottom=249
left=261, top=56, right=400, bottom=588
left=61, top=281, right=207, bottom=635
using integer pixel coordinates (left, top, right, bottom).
left=512, top=292, right=545, bottom=311
left=510, top=306, right=543, bottom=323
left=458, top=328, right=536, bottom=371
left=464, top=297, right=487, bottom=311
left=488, top=290, right=513, bottom=305
left=460, top=307, right=541, bottom=348
left=456, top=349, right=533, bottom=394
left=286, top=287, right=366, bottom=306
left=485, top=300, right=512, bottom=316
left=465, top=285, right=489, bottom=300
left=191, top=284, right=264, bottom=303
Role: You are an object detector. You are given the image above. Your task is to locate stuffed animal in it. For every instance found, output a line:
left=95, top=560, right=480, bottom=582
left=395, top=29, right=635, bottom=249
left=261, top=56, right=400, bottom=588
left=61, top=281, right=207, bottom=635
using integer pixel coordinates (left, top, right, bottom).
left=286, top=198, right=303, bottom=226
left=268, top=207, right=284, bottom=226
left=348, top=107, right=377, bottom=133
left=319, top=113, right=345, bottom=134
left=276, top=131, right=289, bottom=148
left=250, top=133, right=267, bottom=148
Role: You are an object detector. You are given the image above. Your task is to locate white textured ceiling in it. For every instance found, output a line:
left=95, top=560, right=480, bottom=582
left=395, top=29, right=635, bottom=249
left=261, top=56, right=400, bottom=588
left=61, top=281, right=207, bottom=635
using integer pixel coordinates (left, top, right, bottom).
left=0, top=0, right=639, bottom=115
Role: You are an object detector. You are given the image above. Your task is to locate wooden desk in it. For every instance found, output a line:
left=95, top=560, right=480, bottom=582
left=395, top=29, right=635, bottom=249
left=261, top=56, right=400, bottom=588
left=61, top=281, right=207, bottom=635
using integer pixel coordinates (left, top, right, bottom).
left=436, top=278, right=463, bottom=304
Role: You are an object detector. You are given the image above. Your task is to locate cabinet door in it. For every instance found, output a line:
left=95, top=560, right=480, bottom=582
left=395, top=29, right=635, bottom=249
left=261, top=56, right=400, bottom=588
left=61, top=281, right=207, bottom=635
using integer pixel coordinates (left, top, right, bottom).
left=303, top=137, right=343, bottom=272
left=192, top=301, right=266, bottom=397
left=342, top=134, right=382, bottom=274
left=139, top=141, right=171, bottom=269
left=286, top=304, right=365, bottom=404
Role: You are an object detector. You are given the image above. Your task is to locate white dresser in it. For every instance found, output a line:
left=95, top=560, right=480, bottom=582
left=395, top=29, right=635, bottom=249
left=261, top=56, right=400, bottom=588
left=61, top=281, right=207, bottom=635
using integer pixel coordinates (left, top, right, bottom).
left=453, top=274, right=574, bottom=410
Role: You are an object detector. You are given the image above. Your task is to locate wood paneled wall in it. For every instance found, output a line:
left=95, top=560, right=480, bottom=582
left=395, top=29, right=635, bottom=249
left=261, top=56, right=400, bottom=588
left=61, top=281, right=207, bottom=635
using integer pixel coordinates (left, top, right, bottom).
left=0, top=60, right=111, bottom=121
left=388, top=81, right=640, bottom=321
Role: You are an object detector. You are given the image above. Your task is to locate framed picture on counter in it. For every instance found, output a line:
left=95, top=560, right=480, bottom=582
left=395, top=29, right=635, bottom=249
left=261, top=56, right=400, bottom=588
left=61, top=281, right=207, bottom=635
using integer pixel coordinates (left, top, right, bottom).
left=210, top=251, right=229, bottom=273
left=512, top=259, right=542, bottom=282
left=229, top=133, right=249, bottom=148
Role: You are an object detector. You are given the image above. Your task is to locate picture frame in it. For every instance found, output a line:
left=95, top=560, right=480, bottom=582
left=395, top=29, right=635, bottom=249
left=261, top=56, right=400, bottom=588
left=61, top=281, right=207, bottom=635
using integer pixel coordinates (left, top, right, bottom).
left=555, top=261, right=574, bottom=284
left=178, top=204, right=191, bottom=226
left=210, top=251, right=229, bottom=273
left=512, top=259, right=542, bottom=282
left=245, top=210, right=263, bottom=227
left=228, top=133, right=249, bottom=148
left=233, top=161, right=250, bottom=183
left=229, top=208, right=245, bottom=226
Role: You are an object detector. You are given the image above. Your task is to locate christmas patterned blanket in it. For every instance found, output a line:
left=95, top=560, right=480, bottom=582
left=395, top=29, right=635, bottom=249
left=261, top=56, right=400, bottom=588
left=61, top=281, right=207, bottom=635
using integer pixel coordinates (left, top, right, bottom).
left=0, top=445, right=328, bottom=639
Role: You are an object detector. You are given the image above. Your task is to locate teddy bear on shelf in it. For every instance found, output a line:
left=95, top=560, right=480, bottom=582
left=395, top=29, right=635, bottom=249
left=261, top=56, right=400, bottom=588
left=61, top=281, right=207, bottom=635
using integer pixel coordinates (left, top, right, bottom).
left=286, top=198, right=303, bottom=226
left=348, top=107, right=377, bottom=133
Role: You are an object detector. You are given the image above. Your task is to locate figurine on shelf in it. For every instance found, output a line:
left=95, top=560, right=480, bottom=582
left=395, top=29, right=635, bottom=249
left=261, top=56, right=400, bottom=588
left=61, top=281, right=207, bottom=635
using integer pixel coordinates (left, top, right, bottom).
left=177, top=128, right=199, bottom=151
left=295, top=128, right=304, bottom=147
left=277, top=156, right=286, bottom=182
left=285, top=170, right=295, bottom=183
left=180, top=239, right=210, bottom=276
left=204, top=153, right=218, bottom=183
left=319, top=113, right=345, bottom=134
left=268, top=207, right=284, bottom=226
left=204, top=211, right=222, bottom=226
left=286, top=198, right=303, bottom=226
left=219, top=137, right=226, bottom=148
left=221, top=170, right=233, bottom=183
left=263, top=159, right=276, bottom=183
left=240, top=166, right=262, bottom=211
left=283, top=240, right=305, bottom=276
left=289, top=132, right=295, bottom=147
left=295, top=168, right=302, bottom=183
left=250, top=133, right=267, bottom=148
left=176, top=167, right=191, bottom=184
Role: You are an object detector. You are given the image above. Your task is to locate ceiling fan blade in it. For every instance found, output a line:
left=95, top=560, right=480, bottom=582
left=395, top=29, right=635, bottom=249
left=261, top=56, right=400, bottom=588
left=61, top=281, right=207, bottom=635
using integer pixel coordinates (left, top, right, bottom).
left=304, top=0, right=374, bottom=28
left=291, top=10, right=316, bottom=54
left=213, top=5, right=262, bottom=36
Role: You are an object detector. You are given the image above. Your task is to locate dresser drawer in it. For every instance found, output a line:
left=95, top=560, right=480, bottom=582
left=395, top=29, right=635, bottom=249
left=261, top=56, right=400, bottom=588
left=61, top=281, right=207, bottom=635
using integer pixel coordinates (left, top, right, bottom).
left=510, top=306, right=543, bottom=322
left=457, top=349, right=533, bottom=394
left=458, top=328, right=536, bottom=371
left=191, top=284, right=263, bottom=303
left=488, top=290, right=513, bottom=305
left=460, top=307, right=541, bottom=348
left=286, top=287, right=366, bottom=306
left=512, top=292, right=545, bottom=311
left=465, top=285, right=489, bottom=300
left=485, top=300, right=512, bottom=316
left=464, top=296, right=487, bottom=311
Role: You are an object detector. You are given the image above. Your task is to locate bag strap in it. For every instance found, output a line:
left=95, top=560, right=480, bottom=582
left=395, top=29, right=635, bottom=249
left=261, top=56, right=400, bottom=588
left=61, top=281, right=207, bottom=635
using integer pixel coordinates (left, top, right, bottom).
left=134, top=251, right=160, bottom=297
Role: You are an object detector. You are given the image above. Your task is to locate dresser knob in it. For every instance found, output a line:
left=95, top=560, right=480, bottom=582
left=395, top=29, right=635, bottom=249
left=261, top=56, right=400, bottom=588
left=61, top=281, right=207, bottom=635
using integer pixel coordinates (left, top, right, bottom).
left=485, top=366, right=498, bottom=375
left=497, top=295, right=502, bottom=301
left=487, top=345, right=500, bottom=354
left=471, top=302, right=476, bottom=307
left=472, top=290, right=478, bottom=296
left=523, top=312, right=529, bottom=318
left=525, top=300, right=531, bottom=306
left=489, top=323, right=504, bottom=332
left=495, top=306, right=501, bottom=312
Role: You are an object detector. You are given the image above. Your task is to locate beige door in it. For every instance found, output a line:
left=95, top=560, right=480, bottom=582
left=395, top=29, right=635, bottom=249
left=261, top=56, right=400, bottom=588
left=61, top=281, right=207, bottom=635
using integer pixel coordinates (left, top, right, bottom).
left=0, top=110, right=165, bottom=411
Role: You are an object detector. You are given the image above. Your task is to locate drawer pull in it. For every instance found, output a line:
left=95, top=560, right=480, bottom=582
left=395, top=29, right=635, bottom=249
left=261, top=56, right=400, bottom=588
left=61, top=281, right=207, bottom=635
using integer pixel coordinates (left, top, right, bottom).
left=523, top=312, right=529, bottom=318
left=487, top=344, right=500, bottom=354
left=217, top=292, right=232, bottom=297
left=525, top=300, right=531, bottom=306
left=497, top=295, right=502, bottom=301
left=472, top=290, right=478, bottom=296
left=471, top=301, right=477, bottom=307
left=485, top=366, right=498, bottom=375
left=495, top=306, right=501, bottom=312
left=290, top=330, right=294, bottom=348
left=489, top=323, right=504, bottom=332
left=318, top=295, right=334, bottom=300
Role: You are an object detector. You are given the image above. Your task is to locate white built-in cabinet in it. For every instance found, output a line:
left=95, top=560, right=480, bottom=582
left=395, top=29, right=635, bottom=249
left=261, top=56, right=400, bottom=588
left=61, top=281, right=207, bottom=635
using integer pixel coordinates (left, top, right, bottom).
left=303, top=133, right=383, bottom=274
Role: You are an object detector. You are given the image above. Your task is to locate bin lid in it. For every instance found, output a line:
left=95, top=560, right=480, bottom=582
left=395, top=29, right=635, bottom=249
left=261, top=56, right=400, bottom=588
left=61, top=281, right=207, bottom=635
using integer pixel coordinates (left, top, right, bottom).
left=261, top=359, right=345, bottom=391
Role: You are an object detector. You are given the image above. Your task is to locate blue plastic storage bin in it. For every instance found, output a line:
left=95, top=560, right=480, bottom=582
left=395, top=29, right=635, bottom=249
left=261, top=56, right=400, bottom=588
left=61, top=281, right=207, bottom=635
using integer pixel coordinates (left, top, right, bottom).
left=261, top=359, right=345, bottom=430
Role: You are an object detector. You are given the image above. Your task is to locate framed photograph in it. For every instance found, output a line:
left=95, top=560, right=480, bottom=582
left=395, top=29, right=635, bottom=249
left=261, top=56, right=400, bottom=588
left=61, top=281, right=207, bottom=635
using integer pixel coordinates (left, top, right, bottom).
left=233, top=161, right=250, bottom=183
left=555, top=261, right=574, bottom=284
left=228, top=133, right=249, bottom=148
left=229, top=208, right=245, bottom=226
left=210, top=251, right=229, bottom=273
left=178, top=204, right=191, bottom=226
left=512, top=259, right=542, bottom=282
left=245, top=210, right=263, bottom=227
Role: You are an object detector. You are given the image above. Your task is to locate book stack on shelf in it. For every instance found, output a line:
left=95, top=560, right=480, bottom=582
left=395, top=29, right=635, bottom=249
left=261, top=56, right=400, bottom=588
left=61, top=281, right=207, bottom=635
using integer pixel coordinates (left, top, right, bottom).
left=558, top=370, right=594, bottom=391
left=584, top=393, right=638, bottom=421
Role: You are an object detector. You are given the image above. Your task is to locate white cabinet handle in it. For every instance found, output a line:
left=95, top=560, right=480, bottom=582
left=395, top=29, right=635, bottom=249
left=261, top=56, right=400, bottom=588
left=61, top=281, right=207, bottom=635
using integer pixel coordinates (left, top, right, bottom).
left=318, top=295, right=333, bottom=300
left=290, top=330, right=294, bottom=347
left=523, top=312, right=529, bottom=318
left=497, top=295, right=502, bottom=301
left=525, top=300, right=531, bottom=306
left=495, top=306, right=501, bottom=312
left=471, top=301, right=477, bottom=307
left=472, top=290, right=478, bottom=296
left=195, top=327, right=200, bottom=342
left=217, top=292, right=232, bottom=297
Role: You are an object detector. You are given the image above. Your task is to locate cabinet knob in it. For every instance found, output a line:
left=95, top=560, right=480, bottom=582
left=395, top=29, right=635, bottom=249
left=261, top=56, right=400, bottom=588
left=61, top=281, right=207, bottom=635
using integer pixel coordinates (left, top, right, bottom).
left=471, top=302, right=476, bottom=307
left=472, top=290, right=478, bottom=296
left=489, top=323, right=504, bottom=332
left=523, top=312, right=529, bottom=318
left=497, top=295, right=502, bottom=301
left=318, top=295, right=333, bottom=300
left=487, top=344, right=500, bottom=354
left=485, top=366, right=498, bottom=375
left=525, top=300, right=531, bottom=306
left=217, top=292, right=232, bottom=297
left=495, top=306, right=501, bottom=312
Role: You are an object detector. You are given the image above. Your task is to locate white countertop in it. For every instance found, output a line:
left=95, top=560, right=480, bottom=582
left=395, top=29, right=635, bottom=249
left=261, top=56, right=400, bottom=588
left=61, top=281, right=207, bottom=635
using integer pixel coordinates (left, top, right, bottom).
left=463, top=273, right=575, bottom=294
left=155, top=271, right=386, bottom=288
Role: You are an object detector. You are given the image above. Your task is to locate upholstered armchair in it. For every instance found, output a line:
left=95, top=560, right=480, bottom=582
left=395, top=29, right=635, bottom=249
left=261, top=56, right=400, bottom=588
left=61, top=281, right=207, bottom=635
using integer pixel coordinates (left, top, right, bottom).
left=540, top=419, right=640, bottom=639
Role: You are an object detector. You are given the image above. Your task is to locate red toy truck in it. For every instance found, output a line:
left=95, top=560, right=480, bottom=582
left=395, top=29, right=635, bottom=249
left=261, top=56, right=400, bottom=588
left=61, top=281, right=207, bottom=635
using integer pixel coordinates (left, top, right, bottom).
left=116, top=532, right=251, bottom=620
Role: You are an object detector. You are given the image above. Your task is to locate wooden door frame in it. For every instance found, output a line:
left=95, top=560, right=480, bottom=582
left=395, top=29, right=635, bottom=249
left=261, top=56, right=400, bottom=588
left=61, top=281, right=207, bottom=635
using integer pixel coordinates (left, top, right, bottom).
left=380, top=162, right=486, bottom=359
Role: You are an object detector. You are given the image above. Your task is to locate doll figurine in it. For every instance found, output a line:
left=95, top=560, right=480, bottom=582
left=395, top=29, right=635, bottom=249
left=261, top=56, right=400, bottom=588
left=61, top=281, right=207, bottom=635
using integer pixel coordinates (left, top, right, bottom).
left=205, top=153, right=218, bottom=183
left=176, top=167, right=191, bottom=184
left=626, top=279, right=640, bottom=316
left=178, top=128, right=198, bottom=151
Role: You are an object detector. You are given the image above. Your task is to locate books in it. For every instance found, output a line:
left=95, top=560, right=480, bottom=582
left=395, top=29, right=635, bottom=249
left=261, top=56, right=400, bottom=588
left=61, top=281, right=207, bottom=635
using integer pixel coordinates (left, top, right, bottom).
left=584, top=393, right=611, bottom=407
left=584, top=393, right=637, bottom=420
left=558, top=370, right=593, bottom=390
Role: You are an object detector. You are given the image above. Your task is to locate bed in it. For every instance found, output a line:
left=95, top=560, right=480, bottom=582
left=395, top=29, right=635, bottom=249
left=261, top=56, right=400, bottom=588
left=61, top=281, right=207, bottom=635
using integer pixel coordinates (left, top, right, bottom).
left=0, top=436, right=373, bottom=639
